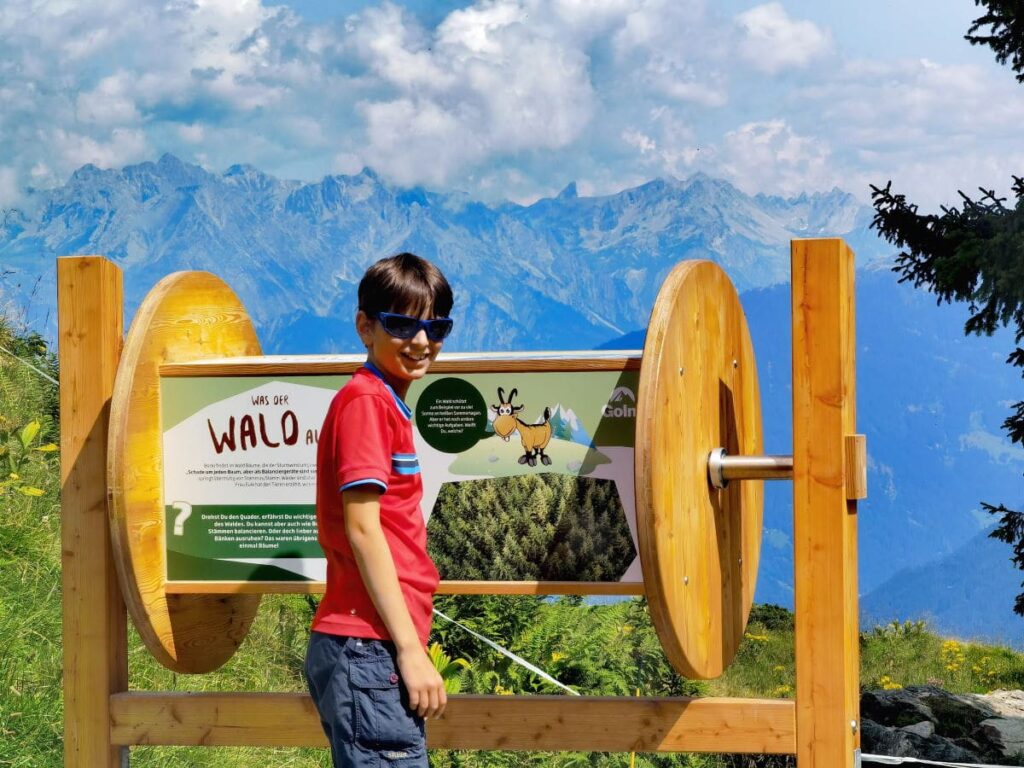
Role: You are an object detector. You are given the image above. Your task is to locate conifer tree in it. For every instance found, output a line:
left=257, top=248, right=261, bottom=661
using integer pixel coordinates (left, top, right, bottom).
left=870, top=1, right=1024, bottom=615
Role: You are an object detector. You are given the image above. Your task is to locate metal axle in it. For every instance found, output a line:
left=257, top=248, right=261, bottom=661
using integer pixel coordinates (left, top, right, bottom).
left=707, top=447, right=793, bottom=489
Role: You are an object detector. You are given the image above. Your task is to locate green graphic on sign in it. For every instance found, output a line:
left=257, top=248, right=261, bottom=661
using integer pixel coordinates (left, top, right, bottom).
left=166, top=504, right=321, bottom=581
left=415, top=377, right=489, bottom=453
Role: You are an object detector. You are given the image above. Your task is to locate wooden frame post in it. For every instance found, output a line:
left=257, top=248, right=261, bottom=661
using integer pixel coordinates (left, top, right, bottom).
left=58, top=257, right=129, bottom=767
left=791, top=239, right=861, bottom=767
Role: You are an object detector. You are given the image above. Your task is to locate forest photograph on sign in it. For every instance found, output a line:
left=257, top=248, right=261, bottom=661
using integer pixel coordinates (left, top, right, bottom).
left=161, top=365, right=640, bottom=585
left=411, top=370, right=640, bottom=584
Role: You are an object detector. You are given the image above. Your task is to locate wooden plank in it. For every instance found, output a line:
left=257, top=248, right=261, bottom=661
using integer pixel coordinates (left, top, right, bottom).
left=57, top=257, right=128, bottom=768
left=160, top=353, right=642, bottom=377
left=791, top=239, right=861, bottom=768
left=110, top=692, right=796, bottom=754
left=844, top=434, right=867, bottom=500
left=165, top=580, right=645, bottom=595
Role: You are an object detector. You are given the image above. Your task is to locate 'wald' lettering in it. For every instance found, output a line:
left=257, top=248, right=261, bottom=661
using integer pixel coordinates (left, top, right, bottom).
left=206, top=411, right=300, bottom=454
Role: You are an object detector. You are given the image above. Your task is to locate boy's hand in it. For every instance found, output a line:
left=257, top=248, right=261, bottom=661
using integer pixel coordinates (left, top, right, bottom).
left=397, top=645, right=447, bottom=719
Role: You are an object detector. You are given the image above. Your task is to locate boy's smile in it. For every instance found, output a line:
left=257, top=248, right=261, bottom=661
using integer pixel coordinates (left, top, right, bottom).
left=356, top=309, right=443, bottom=398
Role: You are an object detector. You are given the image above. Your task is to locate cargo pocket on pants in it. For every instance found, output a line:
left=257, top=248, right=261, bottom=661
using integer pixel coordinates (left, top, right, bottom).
left=349, top=658, right=425, bottom=755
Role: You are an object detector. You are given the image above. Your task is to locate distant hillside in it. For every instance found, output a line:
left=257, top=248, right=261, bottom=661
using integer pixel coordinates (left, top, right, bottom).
left=0, top=154, right=886, bottom=352
left=864, top=529, right=1023, bottom=648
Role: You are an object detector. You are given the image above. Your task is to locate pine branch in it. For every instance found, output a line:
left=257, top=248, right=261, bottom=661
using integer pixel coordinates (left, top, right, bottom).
left=967, top=1, right=1024, bottom=82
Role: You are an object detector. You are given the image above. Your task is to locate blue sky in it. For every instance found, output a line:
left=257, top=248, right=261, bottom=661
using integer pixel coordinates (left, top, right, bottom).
left=0, top=0, right=1020, bottom=209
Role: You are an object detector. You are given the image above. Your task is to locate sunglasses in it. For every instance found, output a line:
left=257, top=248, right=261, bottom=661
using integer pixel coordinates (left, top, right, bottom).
left=368, top=311, right=454, bottom=341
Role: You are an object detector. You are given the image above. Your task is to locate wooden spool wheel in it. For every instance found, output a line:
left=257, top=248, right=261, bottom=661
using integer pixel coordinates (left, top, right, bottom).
left=635, top=260, right=766, bottom=680
left=108, top=272, right=263, bottom=673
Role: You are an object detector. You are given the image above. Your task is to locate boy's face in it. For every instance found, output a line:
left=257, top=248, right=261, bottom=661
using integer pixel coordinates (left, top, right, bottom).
left=356, top=308, right=444, bottom=396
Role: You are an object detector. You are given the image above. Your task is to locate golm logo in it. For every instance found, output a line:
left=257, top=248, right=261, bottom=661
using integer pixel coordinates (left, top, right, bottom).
left=602, top=386, right=636, bottom=418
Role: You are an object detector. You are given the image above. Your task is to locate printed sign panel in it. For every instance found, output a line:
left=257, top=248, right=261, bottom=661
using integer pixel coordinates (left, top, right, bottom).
left=162, top=367, right=639, bottom=584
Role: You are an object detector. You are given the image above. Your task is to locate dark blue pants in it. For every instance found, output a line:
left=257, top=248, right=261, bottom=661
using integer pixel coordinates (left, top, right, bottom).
left=305, top=631, right=427, bottom=767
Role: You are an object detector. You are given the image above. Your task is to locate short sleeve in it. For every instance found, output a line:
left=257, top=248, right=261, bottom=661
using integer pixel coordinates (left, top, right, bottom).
left=334, top=394, right=394, bottom=493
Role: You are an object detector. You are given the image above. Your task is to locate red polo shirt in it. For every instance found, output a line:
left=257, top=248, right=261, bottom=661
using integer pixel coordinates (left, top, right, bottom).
left=311, top=364, right=439, bottom=645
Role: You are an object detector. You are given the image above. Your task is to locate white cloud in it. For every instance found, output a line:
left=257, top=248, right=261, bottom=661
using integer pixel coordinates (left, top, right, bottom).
left=332, top=152, right=364, bottom=175
left=619, top=108, right=703, bottom=180
left=0, top=0, right=353, bottom=203
left=0, top=0, right=1020, bottom=210
left=52, top=127, right=149, bottom=172
left=75, top=73, right=141, bottom=126
left=612, top=0, right=730, bottom=107
left=960, top=411, right=1024, bottom=465
left=29, top=162, right=52, bottom=184
left=0, top=167, right=20, bottom=208
left=177, top=124, right=205, bottom=144
left=764, top=527, right=790, bottom=550
left=794, top=57, right=1024, bottom=208
left=348, top=1, right=598, bottom=186
left=718, top=119, right=834, bottom=196
left=970, top=508, right=996, bottom=529
left=736, top=2, right=832, bottom=75
left=622, top=129, right=656, bottom=155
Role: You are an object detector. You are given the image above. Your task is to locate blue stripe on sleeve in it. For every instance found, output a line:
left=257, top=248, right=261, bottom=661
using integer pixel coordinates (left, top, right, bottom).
left=339, top=479, right=388, bottom=492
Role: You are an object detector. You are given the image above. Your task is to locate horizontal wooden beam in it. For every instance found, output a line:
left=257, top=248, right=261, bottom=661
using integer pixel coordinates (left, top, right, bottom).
left=165, top=580, right=645, bottom=596
left=160, top=351, right=642, bottom=377
left=110, top=693, right=795, bottom=754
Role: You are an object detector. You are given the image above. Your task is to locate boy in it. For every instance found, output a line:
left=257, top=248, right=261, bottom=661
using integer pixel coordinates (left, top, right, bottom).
left=305, top=252, right=454, bottom=767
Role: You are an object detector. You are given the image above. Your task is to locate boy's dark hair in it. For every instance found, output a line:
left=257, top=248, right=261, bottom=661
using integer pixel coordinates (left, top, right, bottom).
left=358, top=252, right=454, bottom=318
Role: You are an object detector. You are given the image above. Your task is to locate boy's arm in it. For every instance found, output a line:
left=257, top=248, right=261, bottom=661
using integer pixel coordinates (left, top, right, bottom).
left=343, top=487, right=447, bottom=719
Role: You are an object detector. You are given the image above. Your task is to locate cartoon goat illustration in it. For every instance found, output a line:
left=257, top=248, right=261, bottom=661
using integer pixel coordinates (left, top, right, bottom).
left=490, top=387, right=553, bottom=467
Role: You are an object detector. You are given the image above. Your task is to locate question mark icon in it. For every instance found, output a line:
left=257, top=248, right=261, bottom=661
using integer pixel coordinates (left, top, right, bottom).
left=171, top=501, right=192, bottom=536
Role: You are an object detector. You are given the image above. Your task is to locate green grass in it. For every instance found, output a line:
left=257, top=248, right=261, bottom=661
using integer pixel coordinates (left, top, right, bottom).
left=707, top=608, right=1024, bottom=702
left=0, top=322, right=64, bottom=767
left=1, top=315, right=1022, bottom=767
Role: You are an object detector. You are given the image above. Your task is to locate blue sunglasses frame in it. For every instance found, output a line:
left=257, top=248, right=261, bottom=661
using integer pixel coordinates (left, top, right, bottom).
left=367, top=311, right=454, bottom=341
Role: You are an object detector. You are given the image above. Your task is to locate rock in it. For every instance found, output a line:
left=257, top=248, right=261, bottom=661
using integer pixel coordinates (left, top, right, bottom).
left=861, top=687, right=937, bottom=728
left=862, top=685, right=997, bottom=738
left=916, top=686, right=996, bottom=739
left=860, top=686, right=1024, bottom=765
left=976, top=717, right=1024, bottom=761
left=973, top=690, right=1024, bottom=719
left=900, top=720, right=935, bottom=738
left=861, top=718, right=983, bottom=763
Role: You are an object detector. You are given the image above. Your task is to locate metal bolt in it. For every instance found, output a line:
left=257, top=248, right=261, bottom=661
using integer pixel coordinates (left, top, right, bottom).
left=738, top=557, right=743, bottom=566
left=678, top=366, right=684, bottom=375
left=850, top=719, right=858, bottom=734
left=732, top=359, right=739, bottom=369
left=683, top=576, right=689, bottom=585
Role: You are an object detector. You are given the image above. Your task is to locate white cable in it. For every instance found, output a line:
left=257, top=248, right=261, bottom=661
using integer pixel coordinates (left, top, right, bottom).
left=433, top=608, right=580, bottom=696
left=0, top=344, right=58, bottom=385
left=863, top=753, right=1005, bottom=767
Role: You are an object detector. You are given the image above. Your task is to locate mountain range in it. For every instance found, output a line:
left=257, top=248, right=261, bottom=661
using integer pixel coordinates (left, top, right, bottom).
left=0, top=154, right=1019, bottom=645
left=0, top=152, right=887, bottom=351
left=548, top=404, right=592, bottom=446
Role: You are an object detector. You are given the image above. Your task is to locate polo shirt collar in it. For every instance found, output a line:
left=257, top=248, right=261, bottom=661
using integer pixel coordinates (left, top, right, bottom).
left=363, top=361, right=412, bottom=420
